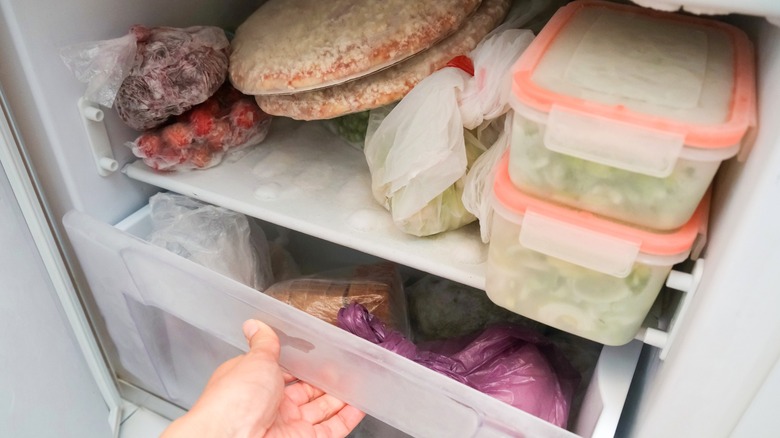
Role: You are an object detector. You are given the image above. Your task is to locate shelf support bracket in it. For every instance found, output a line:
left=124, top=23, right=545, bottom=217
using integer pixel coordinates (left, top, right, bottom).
left=78, top=98, right=119, bottom=177
left=635, top=258, right=704, bottom=360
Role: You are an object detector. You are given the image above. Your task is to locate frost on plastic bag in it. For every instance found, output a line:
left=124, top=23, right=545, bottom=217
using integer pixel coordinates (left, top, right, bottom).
left=127, top=84, right=272, bottom=171
left=363, top=28, right=535, bottom=237
left=338, top=303, right=580, bottom=428
left=264, top=262, right=410, bottom=336
left=146, top=193, right=273, bottom=291
left=60, top=25, right=230, bottom=130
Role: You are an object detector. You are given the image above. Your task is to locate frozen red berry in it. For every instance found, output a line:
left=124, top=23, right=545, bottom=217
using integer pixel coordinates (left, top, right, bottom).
left=188, top=107, right=216, bottom=137
left=135, top=133, right=163, bottom=157
left=157, top=145, right=187, bottom=168
left=188, top=146, right=213, bottom=168
left=229, top=100, right=263, bottom=130
left=206, top=120, right=232, bottom=151
left=161, top=123, right=194, bottom=149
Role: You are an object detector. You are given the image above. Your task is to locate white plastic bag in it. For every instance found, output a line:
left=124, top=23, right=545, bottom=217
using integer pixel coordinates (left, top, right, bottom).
left=364, top=27, right=535, bottom=237
left=462, top=115, right=512, bottom=242
left=146, top=193, right=273, bottom=290
left=366, top=68, right=470, bottom=218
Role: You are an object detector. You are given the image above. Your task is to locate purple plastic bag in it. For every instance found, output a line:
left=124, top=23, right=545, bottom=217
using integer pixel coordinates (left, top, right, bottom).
left=338, top=302, right=580, bottom=428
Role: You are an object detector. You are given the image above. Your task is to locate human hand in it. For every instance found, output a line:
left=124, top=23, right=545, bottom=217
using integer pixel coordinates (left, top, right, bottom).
left=161, top=319, right=365, bottom=438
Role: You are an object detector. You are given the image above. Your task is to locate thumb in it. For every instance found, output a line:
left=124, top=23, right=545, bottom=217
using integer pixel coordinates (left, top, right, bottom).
left=243, top=319, right=281, bottom=361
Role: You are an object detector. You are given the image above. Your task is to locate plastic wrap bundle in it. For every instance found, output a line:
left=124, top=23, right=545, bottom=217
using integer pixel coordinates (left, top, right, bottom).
left=60, top=25, right=230, bottom=130
left=338, top=302, right=580, bottom=428
left=126, top=84, right=272, bottom=171
left=146, top=193, right=274, bottom=291
left=363, top=27, right=536, bottom=237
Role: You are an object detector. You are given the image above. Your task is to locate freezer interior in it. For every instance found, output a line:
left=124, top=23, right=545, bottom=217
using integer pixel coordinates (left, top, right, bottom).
left=1, top=0, right=779, bottom=436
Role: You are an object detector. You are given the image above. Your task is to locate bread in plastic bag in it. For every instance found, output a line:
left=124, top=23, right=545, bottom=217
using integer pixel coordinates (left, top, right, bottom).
left=363, top=27, right=535, bottom=237
left=146, top=193, right=273, bottom=291
left=127, top=83, right=272, bottom=171
left=338, top=302, right=580, bottom=428
left=60, top=25, right=230, bottom=130
left=264, top=262, right=409, bottom=335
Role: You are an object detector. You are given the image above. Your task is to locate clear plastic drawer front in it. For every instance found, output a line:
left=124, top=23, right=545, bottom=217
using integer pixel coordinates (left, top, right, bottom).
left=65, top=207, right=608, bottom=438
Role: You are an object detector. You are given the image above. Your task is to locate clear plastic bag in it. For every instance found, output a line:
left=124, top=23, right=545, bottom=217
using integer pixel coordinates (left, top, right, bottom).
left=60, top=25, right=230, bottom=130
left=146, top=193, right=273, bottom=291
left=338, top=302, right=580, bottom=428
left=363, top=28, right=535, bottom=237
left=461, top=115, right=512, bottom=243
left=264, top=262, right=410, bottom=335
left=126, top=84, right=272, bottom=172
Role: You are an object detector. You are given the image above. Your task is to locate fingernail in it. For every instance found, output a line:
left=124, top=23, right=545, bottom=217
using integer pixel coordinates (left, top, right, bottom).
left=243, top=319, right=261, bottom=339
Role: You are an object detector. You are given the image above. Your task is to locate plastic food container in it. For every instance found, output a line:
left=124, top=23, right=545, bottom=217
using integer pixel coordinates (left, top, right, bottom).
left=508, top=0, right=755, bottom=230
left=485, top=154, right=707, bottom=345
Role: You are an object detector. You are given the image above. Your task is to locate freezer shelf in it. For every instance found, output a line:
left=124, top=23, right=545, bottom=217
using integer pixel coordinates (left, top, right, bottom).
left=124, top=118, right=488, bottom=290
left=64, top=203, right=641, bottom=438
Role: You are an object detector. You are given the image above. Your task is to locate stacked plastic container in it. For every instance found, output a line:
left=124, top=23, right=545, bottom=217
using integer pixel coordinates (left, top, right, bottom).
left=485, top=0, right=756, bottom=345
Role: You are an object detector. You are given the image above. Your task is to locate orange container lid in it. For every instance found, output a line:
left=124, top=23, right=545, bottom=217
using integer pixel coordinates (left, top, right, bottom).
left=511, top=0, right=756, bottom=149
left=492, top=153, right=708, bottom=256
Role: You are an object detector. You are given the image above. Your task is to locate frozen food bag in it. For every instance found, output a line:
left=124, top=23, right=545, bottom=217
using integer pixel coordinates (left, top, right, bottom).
left=363, top=28, right=535, bottom=237
left=338, top=302, right=580, bottom=428
left=264, top=262, right=410, bottom=335
left=60, top=25, right=230, bottom=130
left=126, top=83, right=272, bottom=171
left=146, top=193, right=273, bottom=291
left=229, top=0, right=481, bottom=95
left=266, top=228, right=302, bottom=283
left=254, top=0, right=513, bottom=121
left=406, top=274, right=546, bottom=342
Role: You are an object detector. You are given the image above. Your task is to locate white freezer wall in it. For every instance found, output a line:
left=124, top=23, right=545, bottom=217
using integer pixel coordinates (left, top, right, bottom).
left=618, top=15, right=780, bottom=438
left=0, top=136, right=110, bottom=436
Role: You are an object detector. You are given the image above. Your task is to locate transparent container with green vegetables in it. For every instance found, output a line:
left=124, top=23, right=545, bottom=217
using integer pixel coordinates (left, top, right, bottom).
left=485, top=154, right=708, bottom=345
left=507, top=0, right=755, bottom=230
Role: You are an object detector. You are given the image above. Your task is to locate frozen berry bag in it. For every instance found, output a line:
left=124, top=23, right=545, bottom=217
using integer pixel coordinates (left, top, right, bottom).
left=61, top=25, right=231, bottom=130
left=127, top=84, right=272, bottom=171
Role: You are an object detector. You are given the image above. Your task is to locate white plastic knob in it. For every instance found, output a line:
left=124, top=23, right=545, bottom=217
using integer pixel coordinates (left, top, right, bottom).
left=99, top=157, right=119, bottom=172
left=82, top=106, right=104, bottom=122
left=666, top=270, right=693, bottom=292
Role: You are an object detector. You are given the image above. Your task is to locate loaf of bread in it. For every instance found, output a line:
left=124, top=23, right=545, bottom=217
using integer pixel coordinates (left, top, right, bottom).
left=263, top=262, right=408, bottom=333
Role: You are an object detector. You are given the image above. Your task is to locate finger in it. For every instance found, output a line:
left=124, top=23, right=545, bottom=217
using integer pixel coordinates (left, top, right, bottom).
left=284, top=380, right=326, bottom=406
left=242, top=319, right=281, bottom=361
left=299, top=393, right=349, bottom=425
left=314, top=405, right=366, bottom=438
left=279, top=366, right=296, bottom=383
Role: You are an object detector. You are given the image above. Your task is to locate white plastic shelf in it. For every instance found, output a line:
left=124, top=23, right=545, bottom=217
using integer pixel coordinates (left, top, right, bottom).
left=124, top=119, right=487, bottom=290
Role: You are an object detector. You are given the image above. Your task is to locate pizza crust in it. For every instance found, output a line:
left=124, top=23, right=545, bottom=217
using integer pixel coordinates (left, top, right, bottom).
left=230, top=0, right=482, bottom=95
left=255, top=0, right=511, bottom=120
